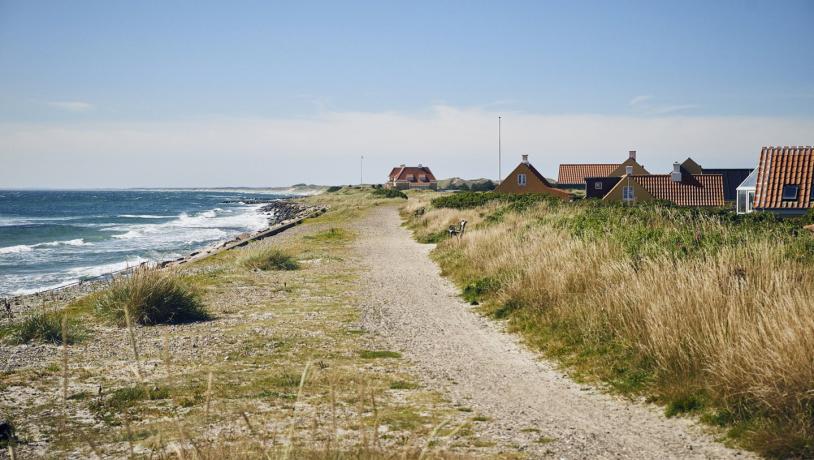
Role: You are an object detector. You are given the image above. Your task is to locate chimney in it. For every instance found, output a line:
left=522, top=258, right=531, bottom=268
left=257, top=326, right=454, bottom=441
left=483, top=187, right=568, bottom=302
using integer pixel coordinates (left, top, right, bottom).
left=629, top=150, right=637, bottom=160
left=671, top=162, right=683, bottom=182
left=400, top=164, right=406, bottom=168
left=418, top=163, right=423, bottom=167
left=521, top=154, right=529, bottom=164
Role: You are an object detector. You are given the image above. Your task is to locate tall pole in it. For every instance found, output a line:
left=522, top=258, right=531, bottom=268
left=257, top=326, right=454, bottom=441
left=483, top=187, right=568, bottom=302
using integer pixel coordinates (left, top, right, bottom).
left=498, top=116, right=502, bottom=182
left=360, top=155, right=364, bottom=185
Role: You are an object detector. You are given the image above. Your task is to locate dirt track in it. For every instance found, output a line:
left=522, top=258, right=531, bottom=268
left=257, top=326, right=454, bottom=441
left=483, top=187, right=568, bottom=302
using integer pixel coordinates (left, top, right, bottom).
left=357, top=205, right=753, bottom=459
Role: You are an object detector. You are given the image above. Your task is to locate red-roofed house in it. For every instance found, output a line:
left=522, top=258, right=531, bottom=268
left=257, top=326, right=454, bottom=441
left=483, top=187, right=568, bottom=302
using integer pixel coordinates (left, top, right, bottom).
left=603, top=163, right=724, bottom=207
left=386, top=164, right=438, bottom=190
left=752, top=146, right=814, bottom=216
left=559, top=151, right=650, bottom=191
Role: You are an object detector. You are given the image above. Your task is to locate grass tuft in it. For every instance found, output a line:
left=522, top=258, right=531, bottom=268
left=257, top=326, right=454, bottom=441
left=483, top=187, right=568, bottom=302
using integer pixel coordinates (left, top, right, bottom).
left=95, top=267, right=210, bottom=326
left=359, top=350, right=402, bottom=359
left=242, top=246, right=300, bottom=271
left=8, top=311, right=84, bottom=345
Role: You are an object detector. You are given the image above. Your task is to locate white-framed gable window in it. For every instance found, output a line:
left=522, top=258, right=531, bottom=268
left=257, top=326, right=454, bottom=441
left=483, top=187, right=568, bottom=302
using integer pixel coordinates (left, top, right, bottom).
left=623, top=186, right=635, bottom=201
left=517, top=173, right=527, bottom=186
left=594, top=181, right=603, bottom=190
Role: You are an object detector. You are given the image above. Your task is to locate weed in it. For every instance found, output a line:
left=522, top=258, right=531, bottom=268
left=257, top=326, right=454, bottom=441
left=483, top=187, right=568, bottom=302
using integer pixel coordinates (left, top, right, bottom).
left=242, top=247, right=299, bottom=271
left=359, top=350, right=402, bottom=359
left=95, top=267, right=210, bottom=326
left=371, top=188, right=408, bottom=199
left=8, top=311, right=84, bottom=344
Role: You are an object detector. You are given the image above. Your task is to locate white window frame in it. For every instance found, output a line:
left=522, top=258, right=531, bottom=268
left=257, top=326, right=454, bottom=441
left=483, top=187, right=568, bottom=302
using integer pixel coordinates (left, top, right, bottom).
left=594, top=181, right=603, bottom=190
left=517, top=173, right=527, bottom=186
left=623, top=186, right=635, bottom=201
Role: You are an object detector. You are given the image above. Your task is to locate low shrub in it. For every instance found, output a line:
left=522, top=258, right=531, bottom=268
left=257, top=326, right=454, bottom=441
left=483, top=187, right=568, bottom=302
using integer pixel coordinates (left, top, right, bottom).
left=371, top=188, right=408, bottom=199
left=242, top=247, right=300, bottom=271
left=9, top=311, right=84, bottom=345
left=95, top=267, right=210, bottom=326
left=325, top=186, right=343, bottom=193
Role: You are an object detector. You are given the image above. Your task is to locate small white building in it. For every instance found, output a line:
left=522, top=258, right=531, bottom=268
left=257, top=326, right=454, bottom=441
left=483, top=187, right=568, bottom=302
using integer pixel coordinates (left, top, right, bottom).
left=736, top=168, right=758, bottom=214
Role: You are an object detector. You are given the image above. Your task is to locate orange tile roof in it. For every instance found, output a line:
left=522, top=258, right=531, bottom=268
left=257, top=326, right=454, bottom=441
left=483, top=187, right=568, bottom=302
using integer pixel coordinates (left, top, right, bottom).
left=754, top=146, right=814, bottom=210
left=633, top=174, right=724, bottom=207
left=557, top=164, right=619, bottom=185
left=389, top=166, right=437, bottom=183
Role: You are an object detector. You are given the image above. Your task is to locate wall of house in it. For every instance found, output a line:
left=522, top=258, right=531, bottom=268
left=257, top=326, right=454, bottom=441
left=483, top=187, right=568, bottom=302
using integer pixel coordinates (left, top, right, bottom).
left=585, top=177, right=621, bottom=199
left=496, top=164, right=570, bottom=198
left=609, top=158, right=649, bottom=177
left=602, top=177, right=654, bottom=203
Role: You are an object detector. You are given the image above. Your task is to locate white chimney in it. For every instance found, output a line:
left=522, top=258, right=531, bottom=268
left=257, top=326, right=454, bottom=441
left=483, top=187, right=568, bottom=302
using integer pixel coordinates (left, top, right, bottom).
left=418, top=163, right=423, bottom=167
left=671, top=162, right=683, bottom=182
left=629, top=150, right=637, bottom=160
left=522, top=154, right=529, bottom=164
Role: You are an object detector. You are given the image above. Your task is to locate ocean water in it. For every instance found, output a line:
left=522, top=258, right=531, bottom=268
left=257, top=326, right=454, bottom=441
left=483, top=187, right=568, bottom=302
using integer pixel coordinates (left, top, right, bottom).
left=0, top=190, right=288, bottom=296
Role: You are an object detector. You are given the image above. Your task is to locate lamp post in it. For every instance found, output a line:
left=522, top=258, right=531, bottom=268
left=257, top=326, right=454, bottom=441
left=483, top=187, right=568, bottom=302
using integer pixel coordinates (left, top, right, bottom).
left=498, top=116, right=502, bottom=182
left=360, top=155, right=364, bottom=185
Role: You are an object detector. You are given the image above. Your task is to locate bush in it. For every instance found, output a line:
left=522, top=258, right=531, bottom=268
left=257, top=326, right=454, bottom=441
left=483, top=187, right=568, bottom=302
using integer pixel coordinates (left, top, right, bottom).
left=95, top=267, right=210, bottom=326
left=242, top=247, right=300, bottom=271
left=371, top=188, right=407, bottom=199
left=10, top=311, right=84, bottom=344
left=325, top=186, right=343, bottom=193
left=431, top=191, right=556, bottom=210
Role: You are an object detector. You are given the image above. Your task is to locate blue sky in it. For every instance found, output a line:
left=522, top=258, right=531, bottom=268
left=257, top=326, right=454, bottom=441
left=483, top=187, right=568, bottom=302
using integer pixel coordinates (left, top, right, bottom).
left=1, top=1, right=813, bottom=187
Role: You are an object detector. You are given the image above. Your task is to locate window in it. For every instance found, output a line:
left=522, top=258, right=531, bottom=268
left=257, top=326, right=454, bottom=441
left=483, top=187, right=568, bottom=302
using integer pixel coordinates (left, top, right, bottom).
left=517, top=173, right=527, bottom=186
left=594, top=181, right=603, bottom=190
left=782, top=184, right=799, bottom=201
left=623, top=186, right=635, bottom=202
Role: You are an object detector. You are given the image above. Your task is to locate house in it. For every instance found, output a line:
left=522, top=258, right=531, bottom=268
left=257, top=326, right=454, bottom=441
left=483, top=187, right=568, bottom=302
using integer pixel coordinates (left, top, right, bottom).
left=603, top=163, right=724, bottom=207
left=495, top=155, right=572, bottom=199
left=560, top=150, right=649, bottom=191
left=750, top=146, right=814, bottom=216
left=736, top=169, right=758, bottom=214
left=678, top=158, right=753, bottom=202
left=386, top=164, right=438, bottom=190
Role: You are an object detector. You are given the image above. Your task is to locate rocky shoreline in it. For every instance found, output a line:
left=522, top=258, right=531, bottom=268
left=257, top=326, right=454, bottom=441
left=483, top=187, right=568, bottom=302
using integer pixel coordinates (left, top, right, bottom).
left=0, top=199, right=322, bottom=327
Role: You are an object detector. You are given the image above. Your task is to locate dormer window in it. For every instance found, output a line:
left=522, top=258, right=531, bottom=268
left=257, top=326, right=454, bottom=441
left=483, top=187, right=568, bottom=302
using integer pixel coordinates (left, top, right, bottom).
left=517, top=173, right=527, bottom=186
left=782, top=184, right=799, bottom=201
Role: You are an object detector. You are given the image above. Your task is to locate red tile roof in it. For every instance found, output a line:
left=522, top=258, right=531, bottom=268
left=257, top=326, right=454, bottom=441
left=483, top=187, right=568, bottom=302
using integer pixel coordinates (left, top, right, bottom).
left=633, top=174, right=724, bottom=207
left=754, top=146, right=814, bottom=210
left=557, top=164, right=619, bottom=185
left=389, top=166, right=437, bottom=183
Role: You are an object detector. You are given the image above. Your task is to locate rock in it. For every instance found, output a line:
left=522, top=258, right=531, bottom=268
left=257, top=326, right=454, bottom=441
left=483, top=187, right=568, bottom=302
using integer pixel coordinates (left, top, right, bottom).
left=0, top=419, right=16, bottom=443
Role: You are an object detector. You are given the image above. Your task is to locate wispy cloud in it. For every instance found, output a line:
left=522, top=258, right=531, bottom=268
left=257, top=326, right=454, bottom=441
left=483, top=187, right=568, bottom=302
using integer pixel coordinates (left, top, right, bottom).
left=629, top=95, right=698, bottom=115
left=1, top=105, right=812, bottom=187
left=45, top=101, right=94, bottom=112
left=629, top=95, right=653, bottom=107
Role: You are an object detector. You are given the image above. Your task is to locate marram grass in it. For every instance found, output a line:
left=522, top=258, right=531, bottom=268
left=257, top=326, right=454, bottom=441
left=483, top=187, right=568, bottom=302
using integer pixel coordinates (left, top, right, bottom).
left=95, top=266, right=210, bottom=326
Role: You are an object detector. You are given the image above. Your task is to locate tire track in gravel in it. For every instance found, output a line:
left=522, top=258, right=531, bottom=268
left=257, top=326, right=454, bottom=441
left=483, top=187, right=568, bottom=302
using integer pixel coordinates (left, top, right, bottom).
left=356, top=205, right=754, bottom=459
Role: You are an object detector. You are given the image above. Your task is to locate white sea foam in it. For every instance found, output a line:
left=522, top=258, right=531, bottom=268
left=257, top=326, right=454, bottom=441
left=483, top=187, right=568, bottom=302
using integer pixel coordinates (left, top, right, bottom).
left=0, top=238, right=92, bottom=254
left=10, top=279, right=80, bottom=296
left=67, top=256, right=151, bottom=279
left=117, top=214, right=172, bottom=219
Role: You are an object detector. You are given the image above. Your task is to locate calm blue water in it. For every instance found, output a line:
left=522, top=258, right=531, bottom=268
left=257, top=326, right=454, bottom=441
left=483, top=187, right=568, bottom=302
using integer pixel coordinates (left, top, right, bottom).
left=0, top=190, right=287, bottom=296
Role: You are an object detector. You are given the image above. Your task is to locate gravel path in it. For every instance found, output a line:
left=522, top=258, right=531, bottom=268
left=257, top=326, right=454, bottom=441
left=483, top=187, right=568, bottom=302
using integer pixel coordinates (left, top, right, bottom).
left=357, top=205, right=754, bottom=459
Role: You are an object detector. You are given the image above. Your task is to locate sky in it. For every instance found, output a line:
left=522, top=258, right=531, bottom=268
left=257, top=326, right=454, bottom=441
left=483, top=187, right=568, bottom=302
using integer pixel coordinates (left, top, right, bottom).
left=1, top=0, right=813, bottom=188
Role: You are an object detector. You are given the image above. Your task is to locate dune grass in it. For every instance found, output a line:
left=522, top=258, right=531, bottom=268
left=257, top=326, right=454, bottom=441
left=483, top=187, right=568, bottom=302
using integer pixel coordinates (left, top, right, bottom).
left=6, top=311, right=84, bottom=345
left=406, top=192, right=814, bottom=458
left=94, top=266, right=210, bottom=326
left=241, top=245, right=300, bottom=271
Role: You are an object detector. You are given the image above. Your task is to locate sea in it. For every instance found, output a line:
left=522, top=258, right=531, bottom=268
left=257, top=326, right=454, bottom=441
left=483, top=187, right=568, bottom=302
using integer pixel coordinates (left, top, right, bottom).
left=0, top=189, right=290, bottom=297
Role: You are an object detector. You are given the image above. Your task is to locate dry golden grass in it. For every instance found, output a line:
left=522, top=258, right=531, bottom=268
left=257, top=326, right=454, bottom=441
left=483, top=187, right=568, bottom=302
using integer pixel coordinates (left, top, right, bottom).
left=406, top=195, right=814, bottom=457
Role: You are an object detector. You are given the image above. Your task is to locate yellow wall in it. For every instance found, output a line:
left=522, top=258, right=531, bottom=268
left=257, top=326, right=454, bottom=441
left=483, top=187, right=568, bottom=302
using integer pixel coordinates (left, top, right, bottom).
left=496, top=164, right=571, bottom=199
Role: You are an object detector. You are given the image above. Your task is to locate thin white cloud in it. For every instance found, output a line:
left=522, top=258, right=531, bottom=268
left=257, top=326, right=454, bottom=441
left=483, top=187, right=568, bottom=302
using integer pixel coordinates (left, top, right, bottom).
left=629, top=95, right=653, bottom=107
left=45, top=101, right=94, bottom=112
left=650, top=104, right=700, bottom=115
left=1, top=105, right=812, bottom=187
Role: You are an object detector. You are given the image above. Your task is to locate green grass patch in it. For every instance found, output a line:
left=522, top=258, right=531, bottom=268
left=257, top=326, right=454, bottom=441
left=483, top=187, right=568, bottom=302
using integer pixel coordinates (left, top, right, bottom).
left=92, top=384, right=172, bottom=414
left=95, top=268, right=210, bottom=326
left=358, top=350, right=402, bottom=359
left=242, top=247, right=299, bottom=271
left=371, top=188, right=408, bottom=199
left=389, top=380, right=419, bottom=390
left=6, top=311, right=85, bottom=345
